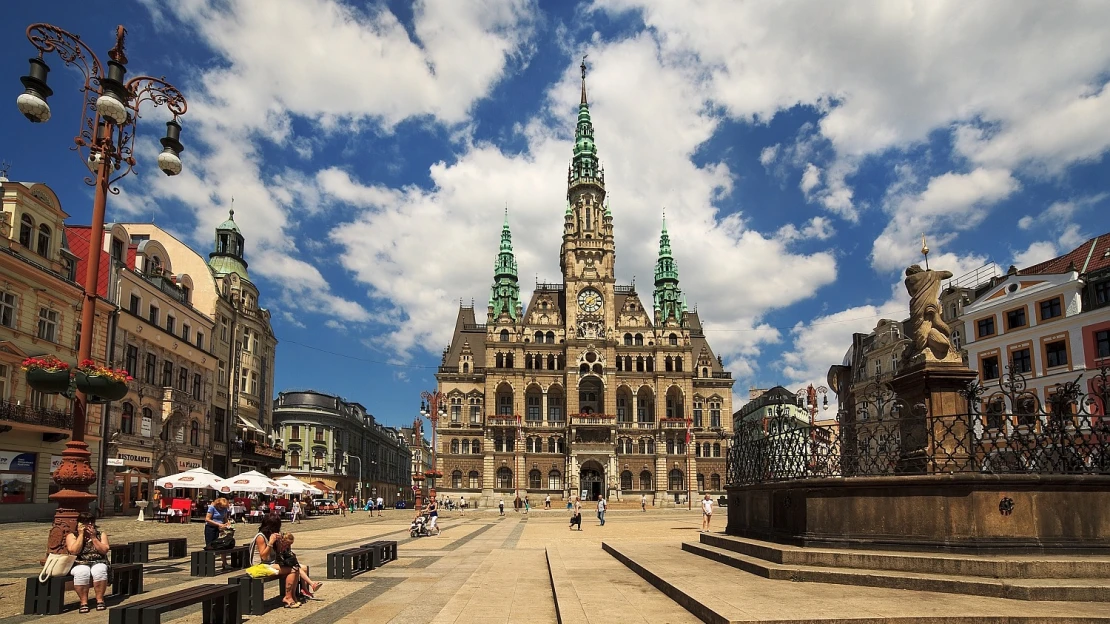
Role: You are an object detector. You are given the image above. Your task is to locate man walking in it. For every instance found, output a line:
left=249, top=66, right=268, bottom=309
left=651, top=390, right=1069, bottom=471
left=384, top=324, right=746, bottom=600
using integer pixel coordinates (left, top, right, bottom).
left=498, top=498, right=505, bottom=516
left=701, top=493, right=714, bottom=532
left=376, top=495, right=384, bottom=517
left=544, top=494, right=551, bottom=510
left=640, top=494, right=646, bottom=512
left=596, top=494, right=607, bottom=526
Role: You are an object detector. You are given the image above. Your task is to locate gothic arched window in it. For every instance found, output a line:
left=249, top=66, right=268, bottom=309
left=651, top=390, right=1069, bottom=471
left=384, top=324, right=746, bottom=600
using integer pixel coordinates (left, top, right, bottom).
left=19, top=215, right=33, bottom=247
left=37, top=224, right=52, bottom=257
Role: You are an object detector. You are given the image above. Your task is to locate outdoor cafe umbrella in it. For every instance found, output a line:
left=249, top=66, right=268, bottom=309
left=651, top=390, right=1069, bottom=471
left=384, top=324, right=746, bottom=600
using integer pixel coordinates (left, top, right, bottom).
left=212, top=470, right=287, bottom=496
left=275, top=476, right=322, bottom=496
left=154, top=467, right=222, bottom=491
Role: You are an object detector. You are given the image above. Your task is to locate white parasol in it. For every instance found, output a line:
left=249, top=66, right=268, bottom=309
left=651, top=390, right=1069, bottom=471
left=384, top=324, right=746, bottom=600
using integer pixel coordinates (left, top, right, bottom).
left=154, top=467, right=222, bottom=490
left=212, top=470, right=287, bottom=496
left=274, top=476, right=323, bottom=496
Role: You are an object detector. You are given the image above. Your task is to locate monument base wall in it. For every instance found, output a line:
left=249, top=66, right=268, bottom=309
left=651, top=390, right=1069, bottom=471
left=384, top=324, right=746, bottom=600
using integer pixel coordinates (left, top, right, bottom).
left=726, top=474, right=1110, bottom=553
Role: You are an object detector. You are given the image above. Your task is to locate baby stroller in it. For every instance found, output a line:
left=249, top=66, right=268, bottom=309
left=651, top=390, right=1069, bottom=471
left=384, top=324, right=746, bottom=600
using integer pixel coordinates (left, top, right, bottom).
left=410, top=514, right=431, bottom=538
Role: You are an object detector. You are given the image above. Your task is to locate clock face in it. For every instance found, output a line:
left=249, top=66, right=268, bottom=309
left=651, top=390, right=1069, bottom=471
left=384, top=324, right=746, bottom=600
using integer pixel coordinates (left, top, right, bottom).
left=578, top=288, right=603, bottom=313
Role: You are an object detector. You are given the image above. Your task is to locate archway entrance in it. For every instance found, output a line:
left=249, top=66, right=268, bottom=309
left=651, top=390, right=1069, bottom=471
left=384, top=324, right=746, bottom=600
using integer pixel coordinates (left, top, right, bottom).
left=579, top=461, right=604, bottom=502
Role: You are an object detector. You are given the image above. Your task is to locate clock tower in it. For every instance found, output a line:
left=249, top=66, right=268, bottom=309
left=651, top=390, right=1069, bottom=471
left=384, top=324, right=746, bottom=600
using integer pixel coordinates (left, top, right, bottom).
left=562, top=58, right=616, bottom=343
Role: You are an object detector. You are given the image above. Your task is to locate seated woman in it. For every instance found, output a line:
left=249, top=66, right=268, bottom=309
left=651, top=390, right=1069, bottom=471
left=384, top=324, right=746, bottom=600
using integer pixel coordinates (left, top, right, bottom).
left=248, top=513, right=298, bottom=608
left=66, top=512, right=110, bottom=613
left=276, top=533, right=323, bottom=598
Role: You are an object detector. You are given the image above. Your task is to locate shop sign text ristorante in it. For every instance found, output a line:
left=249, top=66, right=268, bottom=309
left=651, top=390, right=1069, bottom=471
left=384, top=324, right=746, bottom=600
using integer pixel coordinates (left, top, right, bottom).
left=116, top=451, right=153, bottom=467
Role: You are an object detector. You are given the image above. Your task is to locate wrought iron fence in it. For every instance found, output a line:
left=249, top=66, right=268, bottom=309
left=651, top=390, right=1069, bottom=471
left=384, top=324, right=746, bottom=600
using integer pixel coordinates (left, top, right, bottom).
left=727, top=364, right=1110, bottom=486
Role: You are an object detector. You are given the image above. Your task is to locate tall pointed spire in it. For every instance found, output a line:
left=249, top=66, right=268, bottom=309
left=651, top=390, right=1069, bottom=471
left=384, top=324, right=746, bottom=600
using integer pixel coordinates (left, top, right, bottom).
left=489, top=208, right=521, bottom=319
left=569, top=55, right=602, bottom=190
left=654, top=208, right=685, bottom=323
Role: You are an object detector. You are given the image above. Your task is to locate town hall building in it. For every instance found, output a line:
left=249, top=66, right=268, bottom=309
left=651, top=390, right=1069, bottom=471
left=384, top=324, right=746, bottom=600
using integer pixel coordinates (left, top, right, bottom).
left=433, top=63, right=734, bottom=507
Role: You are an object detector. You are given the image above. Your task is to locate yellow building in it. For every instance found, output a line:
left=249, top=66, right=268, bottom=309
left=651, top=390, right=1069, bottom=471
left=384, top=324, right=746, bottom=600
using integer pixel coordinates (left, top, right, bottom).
left=0, top=178, right=109, bottom=522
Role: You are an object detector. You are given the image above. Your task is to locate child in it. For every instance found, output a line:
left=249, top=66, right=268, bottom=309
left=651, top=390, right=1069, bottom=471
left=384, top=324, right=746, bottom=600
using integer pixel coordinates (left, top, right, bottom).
left=277, top=533, right=323, bottom=599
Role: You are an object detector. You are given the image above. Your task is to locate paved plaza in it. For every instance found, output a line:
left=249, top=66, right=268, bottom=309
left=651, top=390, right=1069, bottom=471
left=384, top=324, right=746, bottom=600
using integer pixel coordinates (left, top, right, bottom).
left=1, top=509, right=1108, bottom=623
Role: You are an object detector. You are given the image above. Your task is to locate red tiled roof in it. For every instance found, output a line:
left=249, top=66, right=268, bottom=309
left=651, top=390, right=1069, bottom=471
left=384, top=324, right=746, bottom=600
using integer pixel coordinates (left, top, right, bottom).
left=65, top=226, right=111, bottom=298
left=1019, top=232, right=1110, bottom=276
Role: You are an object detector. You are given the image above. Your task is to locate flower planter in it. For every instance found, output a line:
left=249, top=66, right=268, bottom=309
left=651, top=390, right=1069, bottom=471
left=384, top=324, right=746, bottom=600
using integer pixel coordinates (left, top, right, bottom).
left=75, top=371, right=128, bottom=402
left=25, top=368, right=72, bottom=394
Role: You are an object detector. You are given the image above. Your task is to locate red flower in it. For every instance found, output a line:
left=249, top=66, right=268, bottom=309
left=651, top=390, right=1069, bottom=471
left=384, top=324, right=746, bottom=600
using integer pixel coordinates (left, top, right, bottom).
left=21, top=355, right=70, bottom=373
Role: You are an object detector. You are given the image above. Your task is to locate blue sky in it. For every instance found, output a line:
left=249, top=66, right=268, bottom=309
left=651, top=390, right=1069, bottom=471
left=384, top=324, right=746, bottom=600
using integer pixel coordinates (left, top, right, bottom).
left=4, top=1, right=1108, bottom=429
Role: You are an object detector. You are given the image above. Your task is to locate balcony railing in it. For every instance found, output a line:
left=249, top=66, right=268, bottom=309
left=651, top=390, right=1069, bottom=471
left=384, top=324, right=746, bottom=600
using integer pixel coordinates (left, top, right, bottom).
left=487, top=416, right=519, bottom=427
left=571, top=414, right=616, bottom=425
left=231, top=440, right=286, bottom=464
left=661, top=419, right=689, bottom=429
left=0, top=399, right=73, bottom=430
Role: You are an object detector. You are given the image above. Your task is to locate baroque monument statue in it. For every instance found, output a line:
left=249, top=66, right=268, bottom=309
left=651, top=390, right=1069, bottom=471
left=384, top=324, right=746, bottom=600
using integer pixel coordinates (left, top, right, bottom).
left=903, top=264, right=961, bottom=363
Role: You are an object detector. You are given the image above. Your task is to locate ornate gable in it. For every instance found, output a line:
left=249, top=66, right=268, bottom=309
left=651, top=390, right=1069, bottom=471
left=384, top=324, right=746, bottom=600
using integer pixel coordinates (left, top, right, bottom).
left=617, top=292, right=651, bottom=328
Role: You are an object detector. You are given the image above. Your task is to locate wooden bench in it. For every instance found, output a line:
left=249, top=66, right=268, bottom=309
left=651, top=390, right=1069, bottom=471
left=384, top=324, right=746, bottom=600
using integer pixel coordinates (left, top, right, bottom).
left=359, top=540, right=398, bottom=568
left=130, top=538, right=187, bottom=563
left=190, top=545, right=250, bottom=577
left=110, top=544, right=134, bottom=564
left=24, top=563, right=143, bottom=615
left=108, top=582, right=240, bottom=624
left=326, top=546, right=375, bottom=579
left=226, top=564, right=311, bottom=614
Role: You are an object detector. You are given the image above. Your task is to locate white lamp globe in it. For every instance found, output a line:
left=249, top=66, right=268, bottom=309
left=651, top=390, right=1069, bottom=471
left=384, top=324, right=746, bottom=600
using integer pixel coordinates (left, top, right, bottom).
left=16, top=92, right=51, bottom=123
left=157, top=150, right=182, bottom=176
left=95, top=93, right=128, bottom=125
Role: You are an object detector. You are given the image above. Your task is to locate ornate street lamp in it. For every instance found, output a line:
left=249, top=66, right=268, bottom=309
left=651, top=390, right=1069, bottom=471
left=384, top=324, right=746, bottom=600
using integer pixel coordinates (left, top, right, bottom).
left=419, top=391, right=446, bottom=503
left=16, top=23, right=188, bottom=554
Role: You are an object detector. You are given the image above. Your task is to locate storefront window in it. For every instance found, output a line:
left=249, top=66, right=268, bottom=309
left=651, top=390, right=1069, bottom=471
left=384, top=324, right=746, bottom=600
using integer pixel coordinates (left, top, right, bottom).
left=0, top=451, right=37, bottom=503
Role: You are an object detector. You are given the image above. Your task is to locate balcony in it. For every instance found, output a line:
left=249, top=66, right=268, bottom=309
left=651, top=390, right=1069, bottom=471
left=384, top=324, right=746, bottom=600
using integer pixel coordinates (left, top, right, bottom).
left=488, top=416, right=519, bottom=427
left=661, top=419, right=689, bottom=430
left=231, top=440, right=286, bottom=466
left=571, top=414, right=616, bottom=426
left=0, top=399, right=73, bottom=431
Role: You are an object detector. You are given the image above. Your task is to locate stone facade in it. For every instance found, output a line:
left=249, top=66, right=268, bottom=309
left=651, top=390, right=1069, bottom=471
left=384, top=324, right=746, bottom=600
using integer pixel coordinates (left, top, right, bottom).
left=273, top=390, right=412, bottom=505
left=0, top=179, right=110, bottom=522
left=433, top=64, right=734, bottom=507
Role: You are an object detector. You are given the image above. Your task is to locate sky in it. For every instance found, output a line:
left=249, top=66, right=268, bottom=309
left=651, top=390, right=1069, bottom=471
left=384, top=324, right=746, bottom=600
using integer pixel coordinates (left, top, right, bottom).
left=3, top=1, right=1108, bottom=430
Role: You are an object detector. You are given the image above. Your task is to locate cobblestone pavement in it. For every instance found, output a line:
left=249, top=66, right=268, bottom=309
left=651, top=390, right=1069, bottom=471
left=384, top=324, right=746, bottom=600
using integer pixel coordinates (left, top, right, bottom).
left=4, top=507, right=1101, bottom=624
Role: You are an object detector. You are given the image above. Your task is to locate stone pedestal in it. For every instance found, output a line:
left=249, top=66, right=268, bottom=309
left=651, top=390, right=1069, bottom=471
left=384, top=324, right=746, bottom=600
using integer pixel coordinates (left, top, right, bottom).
left=136, top=500, right=148, bottom=522
left=890, top=359, right=978, bottom=474
left=47, top=440, right=98, bottom=555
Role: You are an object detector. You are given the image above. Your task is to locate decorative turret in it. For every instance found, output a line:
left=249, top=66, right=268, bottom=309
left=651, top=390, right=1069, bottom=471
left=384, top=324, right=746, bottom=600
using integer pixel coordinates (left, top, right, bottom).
left=489, top=209, right=521, bottom=320
left=208, top=207, right=249, bottom=279
left=653, top=211, right=685, bottom=323
left=568, top=57, right=604, bottom=191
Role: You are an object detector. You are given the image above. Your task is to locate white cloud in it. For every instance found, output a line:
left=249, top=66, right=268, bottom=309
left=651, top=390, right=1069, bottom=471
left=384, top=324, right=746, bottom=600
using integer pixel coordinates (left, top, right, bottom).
left=1012, top=241, right=1059, bottom=269
left=871, top=168, right=1018, bottom=273
left=130, top=0, right=538, bottom=325
left=799, top=163, right=821, bottom=197
left=322, top=35, right=838, bottom=362
left=595, top=0, right=1110, bottom=255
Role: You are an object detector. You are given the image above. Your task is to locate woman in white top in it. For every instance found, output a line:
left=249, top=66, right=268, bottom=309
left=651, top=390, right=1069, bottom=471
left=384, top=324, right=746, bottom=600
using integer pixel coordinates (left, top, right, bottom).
left=701, top=494, right=714, bottom=532
left=249, top=514, right=299, bottom=608
left=290, top=500, right=302, bottom=524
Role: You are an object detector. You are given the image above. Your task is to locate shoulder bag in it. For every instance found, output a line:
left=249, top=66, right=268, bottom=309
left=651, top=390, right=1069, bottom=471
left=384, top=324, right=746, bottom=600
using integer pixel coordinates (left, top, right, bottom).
left=38, top=553, right=77, bottom=583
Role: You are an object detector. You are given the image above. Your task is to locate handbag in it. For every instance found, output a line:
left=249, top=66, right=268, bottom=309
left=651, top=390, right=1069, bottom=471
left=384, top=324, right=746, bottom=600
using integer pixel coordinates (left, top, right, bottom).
left=209, top=528, right=236, bottom=551
left=38, top=553, right=77, bottom=583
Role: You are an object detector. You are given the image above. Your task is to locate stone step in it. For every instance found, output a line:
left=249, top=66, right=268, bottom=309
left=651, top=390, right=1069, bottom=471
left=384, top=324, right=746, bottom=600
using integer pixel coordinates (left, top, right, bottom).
left=701, top=533, right=1110, bottom=579
left=684, top=541, right=1110, bottom=603
left=603, top=540, right=1110, bottom=623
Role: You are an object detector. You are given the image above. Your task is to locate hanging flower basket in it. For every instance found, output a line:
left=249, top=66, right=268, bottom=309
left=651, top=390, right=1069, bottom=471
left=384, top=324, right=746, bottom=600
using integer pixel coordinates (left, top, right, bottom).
left=22, top=356, right=72, bottom=394
left=74, top=360, right=131, bottom=402
left=412, top=473, right=426, bottom=482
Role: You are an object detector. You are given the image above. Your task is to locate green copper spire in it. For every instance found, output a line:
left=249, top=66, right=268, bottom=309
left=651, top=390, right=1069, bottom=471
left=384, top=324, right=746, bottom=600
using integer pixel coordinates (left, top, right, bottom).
left=489, top=207, right=521, bottom=319
left=569, top=56, right=602, bottom=187
left=208, top=205, right=250, bottom=280
left=653, top=209, right=685, bottom=322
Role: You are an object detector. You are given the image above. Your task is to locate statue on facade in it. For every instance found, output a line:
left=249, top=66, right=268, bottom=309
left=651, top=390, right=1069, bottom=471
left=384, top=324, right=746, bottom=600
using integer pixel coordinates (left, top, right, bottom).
left=903, top=264, right=959, bottom=363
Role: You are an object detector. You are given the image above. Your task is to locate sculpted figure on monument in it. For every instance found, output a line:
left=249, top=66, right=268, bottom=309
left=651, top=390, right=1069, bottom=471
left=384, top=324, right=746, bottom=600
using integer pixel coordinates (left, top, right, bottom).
left=903, top=264, right=958, bottom=362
